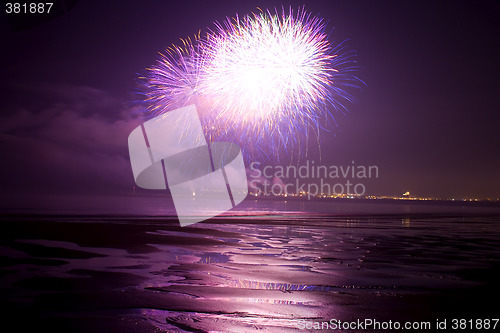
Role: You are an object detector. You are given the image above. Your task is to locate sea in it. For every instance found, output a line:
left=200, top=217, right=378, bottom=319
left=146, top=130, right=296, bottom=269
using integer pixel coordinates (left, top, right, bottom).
left=1, top=197, right=500, bottom=332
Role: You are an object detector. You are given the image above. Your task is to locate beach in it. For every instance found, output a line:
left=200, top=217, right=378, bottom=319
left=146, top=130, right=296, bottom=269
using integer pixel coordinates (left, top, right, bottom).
left=1, top=200, right=500, bottom=332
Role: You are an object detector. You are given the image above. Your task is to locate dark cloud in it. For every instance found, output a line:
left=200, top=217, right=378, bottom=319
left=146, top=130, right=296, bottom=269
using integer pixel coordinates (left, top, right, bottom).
left=0, top=85, right=143, bottom=197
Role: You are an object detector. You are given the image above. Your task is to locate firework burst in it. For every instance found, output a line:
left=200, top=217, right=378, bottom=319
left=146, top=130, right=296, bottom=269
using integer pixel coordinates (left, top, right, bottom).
left=143, top=37, right=202, bottom=113
left=143, top=7, right=361, bottom=159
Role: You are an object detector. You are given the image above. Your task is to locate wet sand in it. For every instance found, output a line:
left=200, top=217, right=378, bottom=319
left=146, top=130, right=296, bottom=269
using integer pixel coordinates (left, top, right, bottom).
left=1, top=212, right=500, bottom=332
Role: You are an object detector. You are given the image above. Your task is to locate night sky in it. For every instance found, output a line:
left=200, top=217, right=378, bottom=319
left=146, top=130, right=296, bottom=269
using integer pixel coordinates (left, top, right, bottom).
left=1, top=0, right=499, bottom=213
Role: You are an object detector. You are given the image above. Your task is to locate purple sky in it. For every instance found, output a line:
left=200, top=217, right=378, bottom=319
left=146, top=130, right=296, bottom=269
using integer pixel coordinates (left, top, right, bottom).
left=0, top=0, right=499, bottom=213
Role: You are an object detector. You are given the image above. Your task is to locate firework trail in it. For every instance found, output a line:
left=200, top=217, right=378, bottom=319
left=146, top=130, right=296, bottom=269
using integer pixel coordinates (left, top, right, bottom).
left=143, top=7, right=361, bottom=159
left=144, top=37, right=202, bottom=113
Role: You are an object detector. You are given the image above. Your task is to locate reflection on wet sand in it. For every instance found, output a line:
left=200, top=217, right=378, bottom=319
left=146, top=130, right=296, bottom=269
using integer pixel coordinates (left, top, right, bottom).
left=1, top=213, right=500, bottom=332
